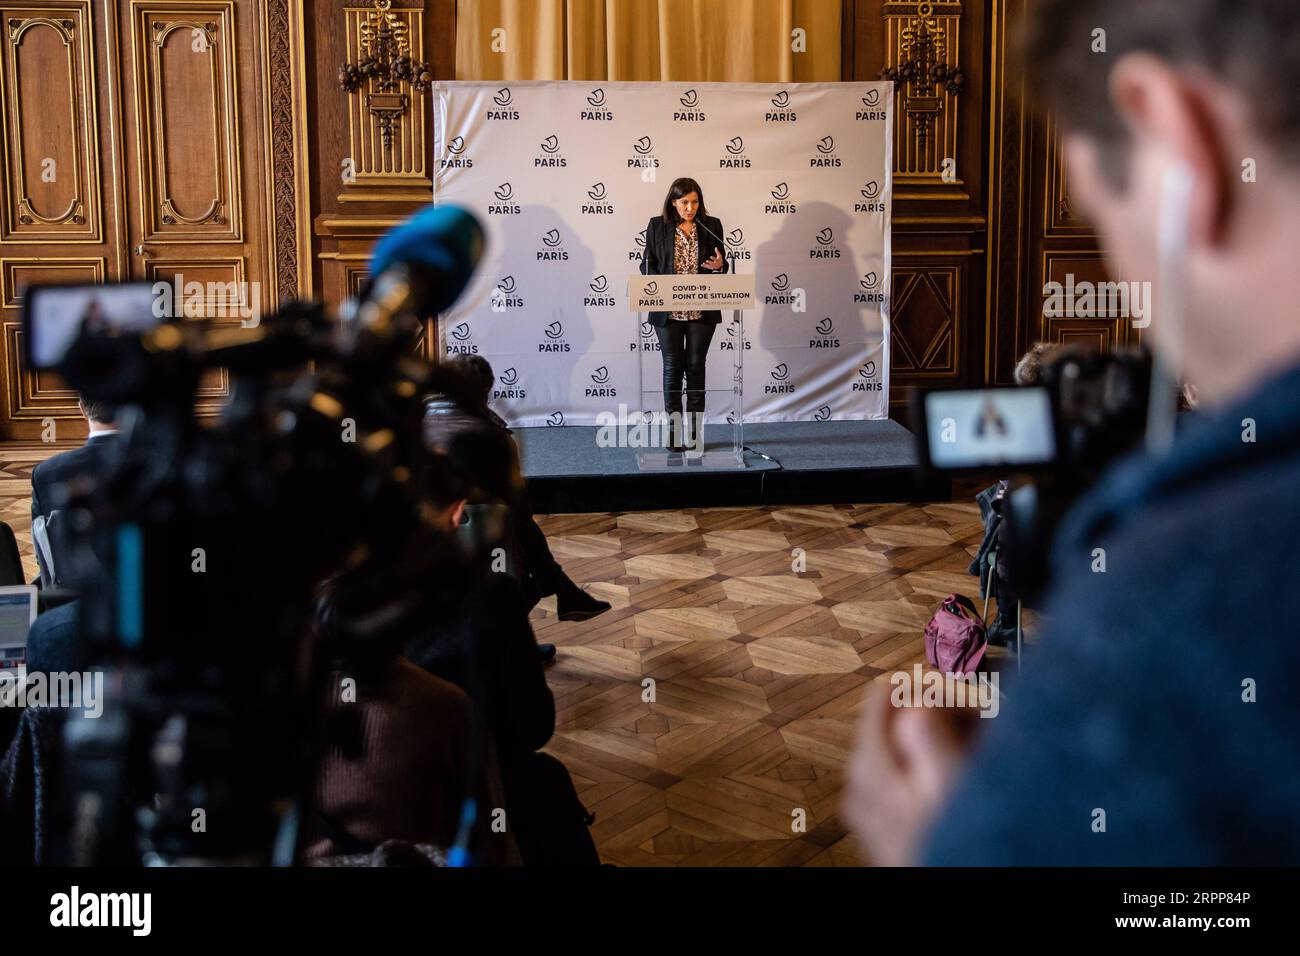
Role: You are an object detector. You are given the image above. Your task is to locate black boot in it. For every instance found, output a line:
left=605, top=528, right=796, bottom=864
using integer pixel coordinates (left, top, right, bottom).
left=556, top=579, right=612, bottom=622
left=986, top=607, right=1020, bottom=647
left=665, top=410, right=687, bottom=453
left=684, top=411, right=705, bottom=457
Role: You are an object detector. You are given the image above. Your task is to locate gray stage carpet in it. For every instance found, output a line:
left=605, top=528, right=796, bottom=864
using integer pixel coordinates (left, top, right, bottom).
left=515, top=419, right=918, bottom=477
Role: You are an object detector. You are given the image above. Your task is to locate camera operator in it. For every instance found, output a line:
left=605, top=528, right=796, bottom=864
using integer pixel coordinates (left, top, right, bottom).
left=844, top=0, right=1300, bottom=865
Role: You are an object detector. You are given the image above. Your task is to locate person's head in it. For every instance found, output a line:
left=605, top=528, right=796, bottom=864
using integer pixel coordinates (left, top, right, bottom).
left=78, top=397, right=117, bottom=429
left=662, top=178, right=708, bottom=226
left=426, top=458, right=468, bottom=535
left=1013, top=342, right=1063, bottom=386
left=1025, top=0, right=1300, bottom=405
left=448, top=354, right=495, bottom=405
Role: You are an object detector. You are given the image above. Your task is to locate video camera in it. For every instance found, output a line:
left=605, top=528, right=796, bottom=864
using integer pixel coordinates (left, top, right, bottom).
left=21, top=205, right=486, bottom=866
left=912, top=347, right=1154, bottom=605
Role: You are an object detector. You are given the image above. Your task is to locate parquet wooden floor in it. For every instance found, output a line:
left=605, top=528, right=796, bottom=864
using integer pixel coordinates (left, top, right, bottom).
left=2, top=442, right=1013, bottom=866
left=1, top=443, right=49, bottom=583
left=530, top=499, right=1021, bottom=867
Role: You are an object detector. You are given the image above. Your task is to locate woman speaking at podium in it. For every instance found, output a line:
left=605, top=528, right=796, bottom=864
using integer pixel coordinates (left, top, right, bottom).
left=643, top=177, right=729, bottom=452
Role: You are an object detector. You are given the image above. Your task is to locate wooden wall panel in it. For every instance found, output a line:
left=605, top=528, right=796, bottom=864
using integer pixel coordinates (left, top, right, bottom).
left=340, top=4, right=429, bottom=191
left=0, top=0, right=117, bottom=438
left=890, top=260, right=962, bottom=376
left=0, top=256, right=102, bottom=427
left=849, top=0, right=987, bottom=414
left=0, top=0, right=1115, bottom=438
left=128, top=4, right=242, bottom=240
left=0, top=0, right=312, bottom=439
left=1, top=4, right=102, bottom=243
left=311, top=0, right=454, bottom=348
left=987, top=0, right=1114, bottom=387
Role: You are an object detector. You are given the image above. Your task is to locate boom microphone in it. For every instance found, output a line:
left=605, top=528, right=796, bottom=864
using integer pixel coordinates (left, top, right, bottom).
left=367, top=204, right=486, bottom=317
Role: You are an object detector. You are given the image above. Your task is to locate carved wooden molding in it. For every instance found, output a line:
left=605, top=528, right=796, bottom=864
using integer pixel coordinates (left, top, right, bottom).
left=891, top=264, right=961, bottom=374
left=3, top=10, right=96, bottom=235
left=338, top=3, right=431, bottom=199
left=267, top=0, right=303, bottom=303
left=878, top=1, right=961, bottom=183
left=881, top=0, right=964, bottom=181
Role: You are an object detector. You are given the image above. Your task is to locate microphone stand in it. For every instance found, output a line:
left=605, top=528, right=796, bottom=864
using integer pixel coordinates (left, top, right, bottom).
left=692, top=217, right=740, bottom=460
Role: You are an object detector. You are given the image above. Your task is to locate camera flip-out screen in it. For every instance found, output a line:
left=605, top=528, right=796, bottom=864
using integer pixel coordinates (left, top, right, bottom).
left=920, top=387, right=1056, bottom=472
left=22, top=282, right=161, bottom=371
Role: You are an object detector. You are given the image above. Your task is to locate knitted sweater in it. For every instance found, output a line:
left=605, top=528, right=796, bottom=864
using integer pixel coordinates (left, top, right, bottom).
left=308, top=658, right=507, bottom=861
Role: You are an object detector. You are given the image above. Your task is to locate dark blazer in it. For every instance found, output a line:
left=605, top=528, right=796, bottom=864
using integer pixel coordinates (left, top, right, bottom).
left=30, top=432, right=120, bottom=524
left=642, top=214, right=730, bottom=326
left=405, top=571, right=555, bottom=757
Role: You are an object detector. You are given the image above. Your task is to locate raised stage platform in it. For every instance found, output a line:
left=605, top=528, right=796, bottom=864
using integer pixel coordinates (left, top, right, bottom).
left=516, top=419, right=949, bottom=513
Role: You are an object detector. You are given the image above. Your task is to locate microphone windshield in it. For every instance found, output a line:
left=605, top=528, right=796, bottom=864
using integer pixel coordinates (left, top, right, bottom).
left=370, top=205, right=486, bottom=314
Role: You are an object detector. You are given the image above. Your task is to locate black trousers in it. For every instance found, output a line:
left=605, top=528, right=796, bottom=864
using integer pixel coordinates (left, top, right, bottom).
left=654, top=320, right=716, bottom=414
left=499, top=750, right=600, bottom=866
left=514, top=489, right=568, bottom=601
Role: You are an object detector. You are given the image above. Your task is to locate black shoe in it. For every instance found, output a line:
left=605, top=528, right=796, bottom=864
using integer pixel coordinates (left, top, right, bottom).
left=557, top=584, right=612, bottom=622
left=986, top=614, right=1019, bottom=648
left=684, top=411, right=705, bottom=455
left=665, top=412, right=686, bottom=452
left=537, top=643, right=557, bottom=666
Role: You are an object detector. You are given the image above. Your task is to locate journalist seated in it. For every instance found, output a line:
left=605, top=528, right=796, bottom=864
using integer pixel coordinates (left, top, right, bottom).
left=30, top=398, right=121, bottom=587
left=305, top=489, right=516, bottom=865
left=404, top=467, right=599, bottom=865
left=424, top=354, right=610, bottom=628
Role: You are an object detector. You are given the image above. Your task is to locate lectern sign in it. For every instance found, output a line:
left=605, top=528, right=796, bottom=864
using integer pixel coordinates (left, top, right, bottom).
left=627, top=274, right=756, bottom=313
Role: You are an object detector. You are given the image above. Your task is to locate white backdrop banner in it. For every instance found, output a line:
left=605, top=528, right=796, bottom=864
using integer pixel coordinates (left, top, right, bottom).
left=432, top=80, right=892, bottom=426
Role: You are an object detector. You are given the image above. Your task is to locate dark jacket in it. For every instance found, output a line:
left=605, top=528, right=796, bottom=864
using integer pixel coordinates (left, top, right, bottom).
left=923, top=361, right=1300, bottom=865
left=404, top=572, right=598, bottom=866
left=31, top=433, right=121, bottom=587
left=642, top=214, right=730, bottom=326
left=422, top=396, right=567, bottom=599
left=0, top=707, right=62, bottom=866
left=423, top=397, right=524, bottom=508
left=405, top=571, right=555, bottom=757
left=30, top=432, right=120, bottom=524
left=968, top=480, right=1011, bottom=601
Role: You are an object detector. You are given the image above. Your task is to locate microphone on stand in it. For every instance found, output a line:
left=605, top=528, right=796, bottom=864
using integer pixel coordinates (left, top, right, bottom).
left=695, top=218, right=731, bottom=273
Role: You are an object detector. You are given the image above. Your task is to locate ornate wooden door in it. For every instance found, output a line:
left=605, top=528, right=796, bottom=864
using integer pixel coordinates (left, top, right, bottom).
left=0, top=0, right=286, bottom=440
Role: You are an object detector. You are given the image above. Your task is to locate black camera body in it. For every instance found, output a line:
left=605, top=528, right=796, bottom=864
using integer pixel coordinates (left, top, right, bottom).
left=999, top=349, right=1151, bottom=604
left=914, top=348, right=1153, bottom=606
left=23, top=280, right=465, bottom=865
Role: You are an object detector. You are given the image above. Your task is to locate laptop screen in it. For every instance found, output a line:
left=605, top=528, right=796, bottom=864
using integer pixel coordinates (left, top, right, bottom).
left=0, top=589, right=35, bottom=673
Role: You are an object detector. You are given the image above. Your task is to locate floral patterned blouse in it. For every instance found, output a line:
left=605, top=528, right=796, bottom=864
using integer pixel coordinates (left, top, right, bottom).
left=670, top=225, right=701, bottom=322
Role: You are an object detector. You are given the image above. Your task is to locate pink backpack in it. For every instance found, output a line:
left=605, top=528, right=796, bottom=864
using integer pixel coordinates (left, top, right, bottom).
left=924, top=594, right=988, bottom=676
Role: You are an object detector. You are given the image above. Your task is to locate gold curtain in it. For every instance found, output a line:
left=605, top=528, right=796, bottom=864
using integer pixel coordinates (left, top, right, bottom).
left=456, top=0, right=842, bottom=82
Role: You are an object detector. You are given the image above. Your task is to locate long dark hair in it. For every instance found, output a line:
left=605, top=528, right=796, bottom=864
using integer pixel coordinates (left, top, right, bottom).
left=661, top=177, right=708, bottom=226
